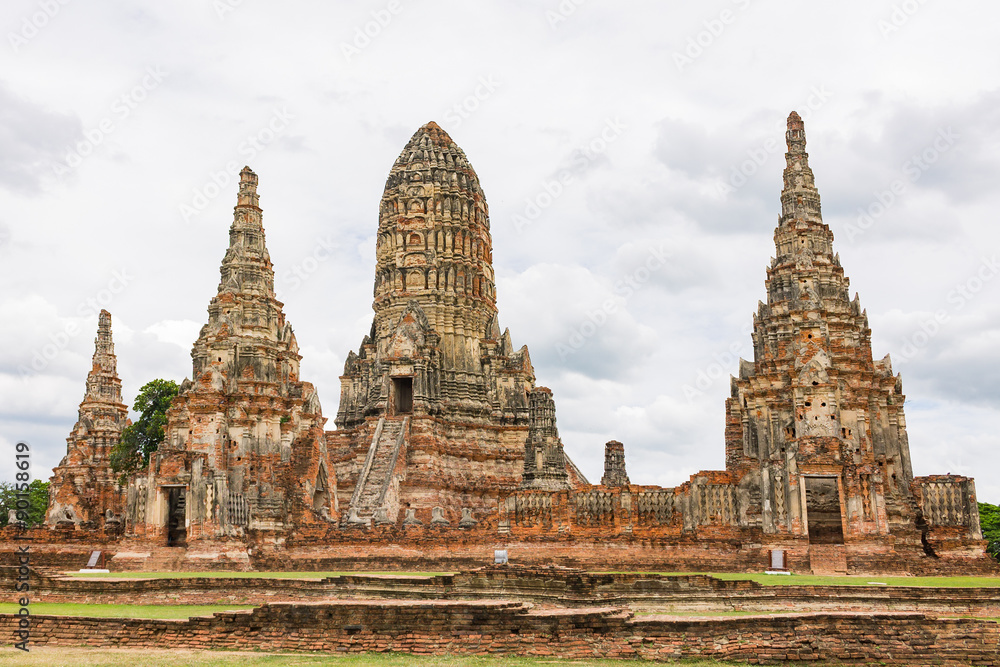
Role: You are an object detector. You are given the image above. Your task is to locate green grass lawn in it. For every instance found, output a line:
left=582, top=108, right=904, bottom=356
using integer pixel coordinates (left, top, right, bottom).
left=67, top=571, right=453, bottom=579
left=0, top=603, right=255, bottom=619
left=63, top=570, right=1000, bottom=587
left=0, top=647, right=830, bottom=666
left=598, top=571, right=1000, bottom=587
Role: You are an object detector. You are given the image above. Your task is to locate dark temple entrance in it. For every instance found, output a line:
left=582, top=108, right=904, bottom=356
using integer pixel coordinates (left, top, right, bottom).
left=805, top=477, right=844, bottom=544
left=393, top=377, right=413, bottom=415
left=166, top=486, right=187, bottom=547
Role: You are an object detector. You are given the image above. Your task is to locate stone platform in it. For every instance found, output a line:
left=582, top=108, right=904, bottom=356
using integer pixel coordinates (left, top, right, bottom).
left=5, top=564, right=1000, bottom=663
left=2, top=602, right=997, bottom=665
left=6, top=564, right=1000, bottom=618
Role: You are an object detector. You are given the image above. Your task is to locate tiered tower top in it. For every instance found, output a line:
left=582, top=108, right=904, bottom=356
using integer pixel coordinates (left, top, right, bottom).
left=372, top=122, right=497, bottom=373
left=83, top=309, right=124, bottom=408
left=730, top=112, right=911, bottom=489
left=186, top=166, right=301, bottom=390
left=754, top=111, right=864, bottom=365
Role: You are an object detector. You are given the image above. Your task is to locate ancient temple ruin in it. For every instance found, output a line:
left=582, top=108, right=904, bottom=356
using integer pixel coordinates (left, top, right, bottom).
left=499, top=112, right=987, bottom=574
left=124, top=167, right=337, bottom=545
left=27, top=115, right=990, bottom=575
left=329, top=122, right=586, bottom=527
left=46, top=310, right=128, bottom=528
left=719, top=110, right=976, bottom=568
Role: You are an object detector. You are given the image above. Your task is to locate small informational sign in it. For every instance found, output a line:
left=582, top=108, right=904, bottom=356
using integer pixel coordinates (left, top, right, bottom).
left=494, top=549, right=508, bottom=565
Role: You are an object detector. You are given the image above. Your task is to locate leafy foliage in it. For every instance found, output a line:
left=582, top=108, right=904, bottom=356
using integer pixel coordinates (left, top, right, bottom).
left=0, top=480, right=49, bottom=527
left=978, top=501, right=1000, bottom=559
left=110, top=378, right=179, bottom=484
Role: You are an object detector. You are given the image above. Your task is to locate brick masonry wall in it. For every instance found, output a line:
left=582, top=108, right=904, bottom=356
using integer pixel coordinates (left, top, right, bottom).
left=6, top=566, right=1000, bottom=618
left=2, top=527, right=997, bottom=575
left=1, top=602, right=997, bottom=665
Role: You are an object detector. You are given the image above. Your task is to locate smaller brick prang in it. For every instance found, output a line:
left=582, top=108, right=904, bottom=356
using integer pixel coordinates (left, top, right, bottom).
left=600, top=441, right=630, bottom=487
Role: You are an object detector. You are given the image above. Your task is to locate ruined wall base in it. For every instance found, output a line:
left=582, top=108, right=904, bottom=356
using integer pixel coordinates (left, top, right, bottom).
left=7, top=565, right=1000, bottom=618
left=2, top=524, right=995, bottom=576
left=3, top=604, right=997, bottom=665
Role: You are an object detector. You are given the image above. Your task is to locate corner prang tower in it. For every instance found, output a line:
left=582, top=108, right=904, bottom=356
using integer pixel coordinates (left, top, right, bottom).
left=126, top=167, right=337, bottom=544
left=725, top=112, right=962, bottom=555
left=46, top=310, right=128, bottom=527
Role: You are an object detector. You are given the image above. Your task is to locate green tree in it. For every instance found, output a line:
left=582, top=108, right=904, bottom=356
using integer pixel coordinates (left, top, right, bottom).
left=979, top=502, right=1000, bottom=560
left=0, top=480, right=49, bottom=528
left=110, top=378, right=179, bottom=484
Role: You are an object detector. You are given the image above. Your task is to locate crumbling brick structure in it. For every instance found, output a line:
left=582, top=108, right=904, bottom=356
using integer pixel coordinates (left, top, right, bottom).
left=28, top=116, right=991, bottom=575
left=600, top=441, right=629, bottom=488
left=499, top=112, right=990, bottom=574
left=45, top=310, right=127, bottom=529
left=328, top=122, right=585, bottom=527
left=124, top=167, right=337, bottom=545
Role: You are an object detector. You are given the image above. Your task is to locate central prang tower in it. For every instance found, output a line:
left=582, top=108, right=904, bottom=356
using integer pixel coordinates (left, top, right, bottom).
left=331, top=122, right=585, bottom=525
left=337, top=122, right=511, bottom=424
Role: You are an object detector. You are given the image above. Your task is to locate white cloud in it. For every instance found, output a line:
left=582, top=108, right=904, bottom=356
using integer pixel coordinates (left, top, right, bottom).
left=1, top=0, right=998, bottom=502
left=143, top=319, right=201, bottom=350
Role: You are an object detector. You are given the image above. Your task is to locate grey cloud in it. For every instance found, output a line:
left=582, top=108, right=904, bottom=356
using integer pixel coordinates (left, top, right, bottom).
left=0, top=82, right=81, bottom=193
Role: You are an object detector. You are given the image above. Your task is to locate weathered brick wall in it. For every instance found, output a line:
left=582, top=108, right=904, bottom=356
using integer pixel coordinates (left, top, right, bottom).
left=6, top=566, right=1000, bottom=618
left=2, top=530, right=996, bottom=576
left=1, top=603, right=997, bottom=665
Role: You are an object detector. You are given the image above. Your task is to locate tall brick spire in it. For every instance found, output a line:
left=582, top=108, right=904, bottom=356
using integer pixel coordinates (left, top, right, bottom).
left=125, top=168, right=338, bottom=542
left=189, top=166, right=289, bottom=387
left=84, top=309, right=123, bottom=405
left=780, top=111, right=822, bottom=226
left=766, top=112, right=849, bottom=313
left=725, top=111, right=915, bottom=541
left=46, top=310, right=128, bottom=526
left=216, top=166, right=275, bottom=299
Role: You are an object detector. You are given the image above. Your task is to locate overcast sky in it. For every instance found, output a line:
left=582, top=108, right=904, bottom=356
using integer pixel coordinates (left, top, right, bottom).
left=2, top=1, right=998, bottom=504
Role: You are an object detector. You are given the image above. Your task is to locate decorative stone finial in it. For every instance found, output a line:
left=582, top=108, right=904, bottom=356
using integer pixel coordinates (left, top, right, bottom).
left=780, top=111, right=821, bottom=225
left=786, top=111, right=805, bottom=148
left=85, top=310, right=120, bottom=402
left=237, top=166, right=259, bottom=208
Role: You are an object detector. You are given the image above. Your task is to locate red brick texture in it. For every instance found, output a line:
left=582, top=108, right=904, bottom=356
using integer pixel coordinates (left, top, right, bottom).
left=2, top=602, right=997, bottom=665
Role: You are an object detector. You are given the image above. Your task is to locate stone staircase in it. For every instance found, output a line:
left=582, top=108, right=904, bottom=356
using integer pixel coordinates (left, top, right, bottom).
left=808, top=543, right=848, bottom=575
left=347, top=416, right=408, bottom=524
